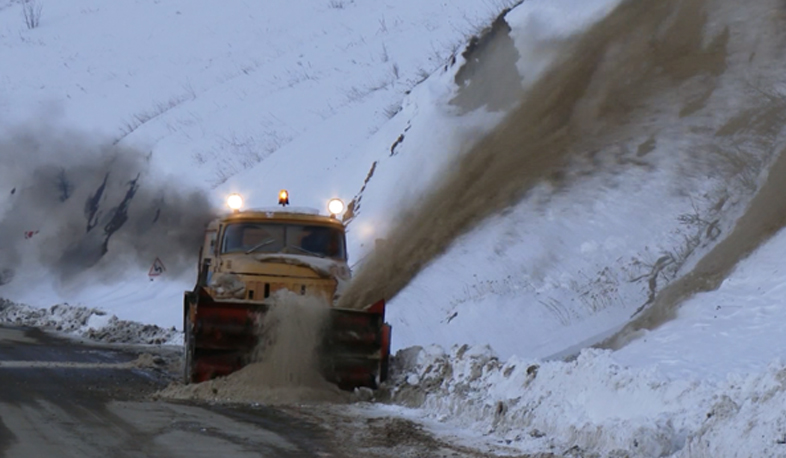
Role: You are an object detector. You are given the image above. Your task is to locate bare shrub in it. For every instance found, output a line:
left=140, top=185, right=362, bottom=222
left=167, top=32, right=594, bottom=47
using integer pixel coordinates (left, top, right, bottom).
left=539, top=298, right=573, bottom=326
left=416, top=67, right=431, bottom=81
left=209, top=130, right=293, bottom=187
left=382, top=103, right=402, bottom=119
left=345, top=82, right=386, bottom=104
left=390, top=63, right=400, bottom=80
left=21, top=0, right=42, bottom=29
left=114, top=92, right=195, bottom=144
left=625, top=196, right=724, bottom=315
left=191, top=152, right=208, bottom=166
left=569, top=267, right=625, bottom=314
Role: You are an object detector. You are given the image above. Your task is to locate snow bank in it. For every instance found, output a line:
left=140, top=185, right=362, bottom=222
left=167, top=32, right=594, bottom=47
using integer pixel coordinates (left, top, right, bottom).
left=0, top=298, right=179, bottom=345
left=678, top=366, right=786, bottom=458
left=387, top=345, right=786, bottom=458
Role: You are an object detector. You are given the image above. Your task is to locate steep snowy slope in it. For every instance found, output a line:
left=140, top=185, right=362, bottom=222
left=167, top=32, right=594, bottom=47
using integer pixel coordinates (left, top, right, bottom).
left=345, top=0, right=786, bottom=363
left=0, top=0, right=520, bottom=327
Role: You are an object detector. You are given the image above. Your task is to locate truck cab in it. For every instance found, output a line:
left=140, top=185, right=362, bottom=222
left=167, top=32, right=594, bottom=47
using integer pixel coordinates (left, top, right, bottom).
left=184, top=193, right=390, bottom=390
left=199, top=208, right=351, bottom=304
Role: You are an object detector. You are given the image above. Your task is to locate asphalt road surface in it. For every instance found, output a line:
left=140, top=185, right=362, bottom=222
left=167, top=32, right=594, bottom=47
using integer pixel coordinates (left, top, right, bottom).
left=0, top=325, right=339, bottom=458
left=0, top=325, right=538, bottom=458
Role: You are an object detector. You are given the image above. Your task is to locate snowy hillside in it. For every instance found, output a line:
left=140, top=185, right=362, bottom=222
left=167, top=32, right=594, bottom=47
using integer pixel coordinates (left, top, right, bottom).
left=4, top=0, right=786, bottom=456
left=347, top=0, right=786, bottom=362
left=0, top=0, right=519, bottom=327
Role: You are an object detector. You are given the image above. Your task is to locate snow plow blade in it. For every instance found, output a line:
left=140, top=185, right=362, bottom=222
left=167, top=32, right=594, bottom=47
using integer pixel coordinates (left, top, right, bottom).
left=183, top=288, right=391, bottom=390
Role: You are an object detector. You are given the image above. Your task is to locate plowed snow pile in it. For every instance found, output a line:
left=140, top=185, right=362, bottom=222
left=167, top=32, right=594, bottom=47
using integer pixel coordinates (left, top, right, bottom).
left=386, top=345, right=786, bottom=458
left=0, top=298, right=178, bottom=345
left=158, top=292, right=352, bottom=405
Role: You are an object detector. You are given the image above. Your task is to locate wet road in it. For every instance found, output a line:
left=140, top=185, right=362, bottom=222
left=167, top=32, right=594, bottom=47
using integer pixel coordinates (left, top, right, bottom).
left=0, top=326, right=333, bottom=458
left=0, top=325, right=538, bottom=458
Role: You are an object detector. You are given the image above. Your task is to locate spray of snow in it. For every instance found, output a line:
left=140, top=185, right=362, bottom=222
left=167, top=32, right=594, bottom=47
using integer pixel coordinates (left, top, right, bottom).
left=158, top=291, right=353, bottom=405
left=341, top=0, right=786, bottom=360
left=249, top=291, right=332, bottom=388
left=339, top=0, right=743, bottom=310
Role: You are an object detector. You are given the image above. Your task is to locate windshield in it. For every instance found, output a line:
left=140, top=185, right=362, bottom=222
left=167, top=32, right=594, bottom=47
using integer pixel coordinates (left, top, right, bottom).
left=221, top=222, right=346, bottom=260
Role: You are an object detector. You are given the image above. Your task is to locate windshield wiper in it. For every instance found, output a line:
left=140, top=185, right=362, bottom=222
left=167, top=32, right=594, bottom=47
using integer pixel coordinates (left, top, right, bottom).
left=286, top=245, right=325, bottom=258
left=245, top=238, right=276, bottom=254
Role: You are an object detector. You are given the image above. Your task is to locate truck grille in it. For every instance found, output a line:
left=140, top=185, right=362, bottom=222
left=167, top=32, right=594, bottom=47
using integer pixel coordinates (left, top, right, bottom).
left=246, top=281, right=326, bottom=300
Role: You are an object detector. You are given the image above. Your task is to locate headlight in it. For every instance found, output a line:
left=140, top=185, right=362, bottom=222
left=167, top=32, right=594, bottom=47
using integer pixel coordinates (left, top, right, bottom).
left=328, top=198, right=344, bottom=216
left=227, top=193, right=243, bottom=211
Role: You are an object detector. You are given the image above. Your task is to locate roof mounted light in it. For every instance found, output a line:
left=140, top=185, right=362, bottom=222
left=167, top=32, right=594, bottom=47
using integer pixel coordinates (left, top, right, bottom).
left=227, top=193, right=243, bottom=212
left=328, top=198, right=345, bottom=218
left=278, top=190, right=290, bottom=207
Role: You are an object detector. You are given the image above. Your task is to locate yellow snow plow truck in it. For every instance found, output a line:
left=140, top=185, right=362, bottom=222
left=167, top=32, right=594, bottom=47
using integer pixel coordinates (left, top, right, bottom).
left=183, top=191, right=391, bottom=390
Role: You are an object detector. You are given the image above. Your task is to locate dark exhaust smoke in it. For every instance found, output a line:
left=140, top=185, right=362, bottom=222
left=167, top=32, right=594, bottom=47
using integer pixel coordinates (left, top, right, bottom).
left=0, top=124, right=216, bottom=286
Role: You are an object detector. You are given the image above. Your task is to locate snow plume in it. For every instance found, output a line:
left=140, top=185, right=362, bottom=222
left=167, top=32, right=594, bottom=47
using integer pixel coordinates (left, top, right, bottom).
left=339, top=0, right=786, bottom=311
left=0, top=124, right=216, bottom=286
left=159, top=292, right=350, bottom=405
left=249, top=291, right=331, bottom=388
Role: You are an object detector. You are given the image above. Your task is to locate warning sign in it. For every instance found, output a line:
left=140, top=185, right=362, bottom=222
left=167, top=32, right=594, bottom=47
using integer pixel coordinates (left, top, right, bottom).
left=148, top=257, right=166, bottom=278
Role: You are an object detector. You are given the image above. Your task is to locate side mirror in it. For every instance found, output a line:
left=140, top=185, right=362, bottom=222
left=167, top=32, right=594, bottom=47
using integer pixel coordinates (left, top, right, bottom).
left=197, top=258, right=212, bottom=287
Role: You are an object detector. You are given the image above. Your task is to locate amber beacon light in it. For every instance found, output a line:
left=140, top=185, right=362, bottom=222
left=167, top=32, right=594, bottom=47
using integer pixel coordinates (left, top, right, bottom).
left=278, top=190, right=290, bottom=207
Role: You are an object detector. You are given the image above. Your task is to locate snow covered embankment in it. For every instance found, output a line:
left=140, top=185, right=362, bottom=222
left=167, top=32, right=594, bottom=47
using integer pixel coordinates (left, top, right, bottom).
left=0, top=298, right=180, bottom=345
left=388, top=345, right=786, bottom=458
